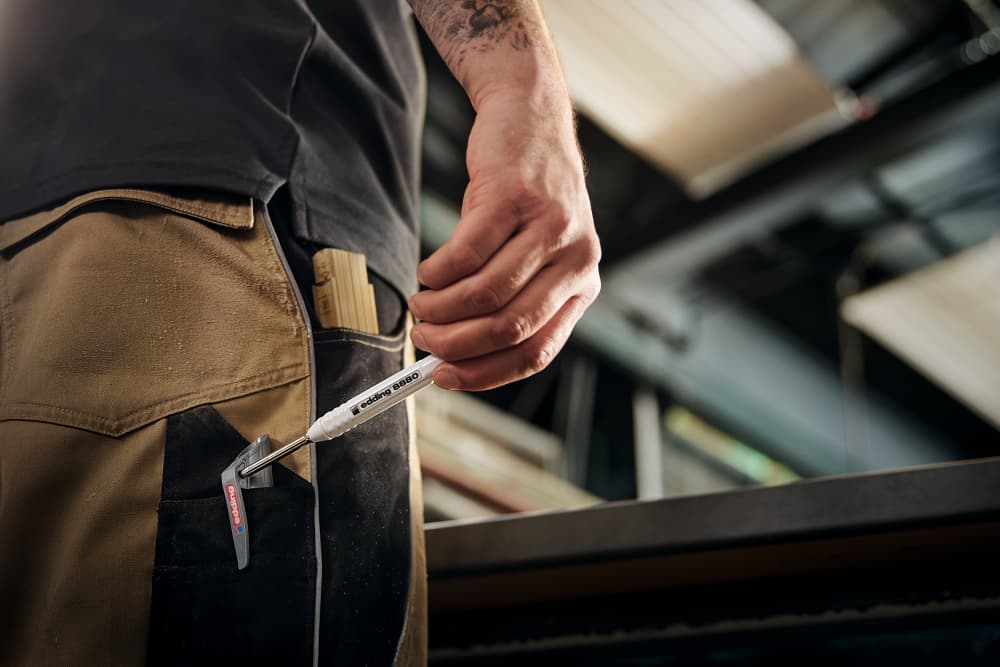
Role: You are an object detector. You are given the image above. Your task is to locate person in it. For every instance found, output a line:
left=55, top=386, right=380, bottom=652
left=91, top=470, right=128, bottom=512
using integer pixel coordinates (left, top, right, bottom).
left=0, top=0, right=600, bottom=664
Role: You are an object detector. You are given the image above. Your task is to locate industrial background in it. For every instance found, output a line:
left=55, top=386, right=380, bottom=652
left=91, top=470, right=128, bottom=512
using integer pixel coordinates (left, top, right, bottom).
left=415, top=1, right=1000, bottom=664
left=414, top=0, right=1000, bottom=519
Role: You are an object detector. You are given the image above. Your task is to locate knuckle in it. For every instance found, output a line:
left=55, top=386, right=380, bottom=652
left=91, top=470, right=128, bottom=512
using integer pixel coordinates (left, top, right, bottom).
left=501, top=182, right=541, bottom=227
left=580, top=235, right=603, bottom=270
left=563, top=296, right=584, bottom=322
left=501, top=269, right=522, bottom=296
left=543, top=203, right=575, bottom=252
left=410, top=296, right=436, bottom=321
left=492, top=312, right=530, bottom=348
left=451, top=242, right=485, bottom=276
left=507, top=180, right=532, bottom=206
left=434, top=335, right=459, bottom=361
left=468, top=282, right=503, bottom=313
left=508, top=178, right=544, bottom=209
left=581, top=269, right=601, bottom=304
left=523, top=339, right=557, bottom=374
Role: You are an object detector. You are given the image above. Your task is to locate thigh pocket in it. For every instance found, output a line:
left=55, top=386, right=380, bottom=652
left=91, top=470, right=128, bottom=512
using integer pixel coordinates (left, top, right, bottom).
left=312, top=320, right=412, bottom=530
left=313, top=321, right=416, bottom=664
left=0, top=189, right=310, bottom=436
left=147, top=404, right=316, bottom=665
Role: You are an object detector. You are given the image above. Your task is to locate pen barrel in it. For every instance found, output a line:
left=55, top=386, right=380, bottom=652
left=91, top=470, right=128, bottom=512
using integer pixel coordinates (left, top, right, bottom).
left=306, top=355, right=442, bottom=442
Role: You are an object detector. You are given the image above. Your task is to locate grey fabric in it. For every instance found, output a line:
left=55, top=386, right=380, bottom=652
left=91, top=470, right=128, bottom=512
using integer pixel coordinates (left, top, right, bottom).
left=0, top=0, right=425, bottom=298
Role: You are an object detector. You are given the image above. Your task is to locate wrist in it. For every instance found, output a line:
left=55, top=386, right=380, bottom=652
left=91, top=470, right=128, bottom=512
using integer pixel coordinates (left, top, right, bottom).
left=474, top=79, right=579, bottom=157
left=468, top=53, right=570, bottom=114
left=475, top=84, right=576, bottom=149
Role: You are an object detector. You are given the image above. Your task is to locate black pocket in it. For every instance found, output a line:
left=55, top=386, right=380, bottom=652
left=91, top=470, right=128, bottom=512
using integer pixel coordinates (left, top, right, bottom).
left=146, top=406, right=316, bottom=666
left=313, top=332, right=412, bottom=667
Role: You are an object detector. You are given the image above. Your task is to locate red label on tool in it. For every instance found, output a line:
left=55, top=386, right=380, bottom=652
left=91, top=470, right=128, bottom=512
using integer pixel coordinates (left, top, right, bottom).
left=226, top=482, right=243, bottom=534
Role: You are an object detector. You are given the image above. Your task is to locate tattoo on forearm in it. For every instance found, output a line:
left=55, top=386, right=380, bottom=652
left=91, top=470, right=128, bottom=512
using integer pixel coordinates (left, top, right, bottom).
left=414, top=0, right=540, bottom=71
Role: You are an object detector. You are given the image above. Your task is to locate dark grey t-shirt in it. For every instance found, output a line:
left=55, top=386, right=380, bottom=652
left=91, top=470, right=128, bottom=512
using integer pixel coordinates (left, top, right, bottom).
left=0, top=0, right=426, bottom=297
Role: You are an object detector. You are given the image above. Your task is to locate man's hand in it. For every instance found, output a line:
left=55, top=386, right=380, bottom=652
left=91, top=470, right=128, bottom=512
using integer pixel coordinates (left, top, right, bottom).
left=408, top=0, right=600, bottom=391
left=408, top=94, right=600, bottom=391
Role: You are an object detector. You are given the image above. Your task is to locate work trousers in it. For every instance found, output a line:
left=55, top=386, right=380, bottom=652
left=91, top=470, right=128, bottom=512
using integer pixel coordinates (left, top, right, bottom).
left=0, top=189, right=426, bottom=665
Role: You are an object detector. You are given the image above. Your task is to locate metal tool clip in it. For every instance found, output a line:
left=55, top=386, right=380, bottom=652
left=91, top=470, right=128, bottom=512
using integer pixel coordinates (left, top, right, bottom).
left=220, top=435, right=273, bottom=569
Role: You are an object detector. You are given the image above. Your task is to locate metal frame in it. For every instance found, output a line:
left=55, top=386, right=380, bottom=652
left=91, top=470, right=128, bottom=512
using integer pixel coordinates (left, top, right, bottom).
left=426, top=458, right=1000, bottom=663
left=428, top=456, right=1000, bottom=587
left=605, top=54, right=1000, bottom=272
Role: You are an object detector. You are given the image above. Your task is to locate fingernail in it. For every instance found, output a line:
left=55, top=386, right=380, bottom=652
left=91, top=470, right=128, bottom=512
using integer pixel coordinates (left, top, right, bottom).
left=408, top=296, right=423, bottom=319
left=416, top=264, right=428, bottom=286
left=434, top=368, right=459, bottom=390
left=411, top=328, right=427, bottom=350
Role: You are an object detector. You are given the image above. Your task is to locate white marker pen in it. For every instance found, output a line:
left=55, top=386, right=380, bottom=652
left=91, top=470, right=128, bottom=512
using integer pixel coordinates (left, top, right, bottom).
left=238, top=355, right=443, bottom=478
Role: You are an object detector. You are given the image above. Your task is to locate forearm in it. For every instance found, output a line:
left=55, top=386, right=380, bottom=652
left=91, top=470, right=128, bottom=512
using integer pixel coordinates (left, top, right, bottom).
left=407, top=2, right=600, bottom=392
left=408, top=0, right=568, bottom=112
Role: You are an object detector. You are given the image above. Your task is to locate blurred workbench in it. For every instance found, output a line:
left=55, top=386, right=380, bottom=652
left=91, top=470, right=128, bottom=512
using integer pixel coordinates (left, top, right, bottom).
left=426, top=457, right=1000, bottom=665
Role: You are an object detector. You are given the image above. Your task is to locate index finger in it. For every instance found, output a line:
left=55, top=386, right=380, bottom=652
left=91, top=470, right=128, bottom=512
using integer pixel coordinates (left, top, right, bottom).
left=418, top=201, right=518, bottom=289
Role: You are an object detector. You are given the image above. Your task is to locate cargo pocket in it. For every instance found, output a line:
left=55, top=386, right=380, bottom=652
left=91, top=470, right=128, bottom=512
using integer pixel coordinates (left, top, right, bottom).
left=312, top=314, right=415, bottom=665
left=0, top=188, right=310, bottom=436
left=146, top=405, right=316, bottom=666
left=0, top=189, right=317, bottom=666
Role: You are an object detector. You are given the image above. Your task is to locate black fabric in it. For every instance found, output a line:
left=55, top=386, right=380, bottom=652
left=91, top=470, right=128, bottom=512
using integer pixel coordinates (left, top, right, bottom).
left=271, top=189, right=415, bottom=664
left=147, top=406, right=316, bottom=666
left=313, top=328, right=412, bottom=666
left=144, top=190, right=413, bottom=665
left=0, top=0, right=425, bottom=298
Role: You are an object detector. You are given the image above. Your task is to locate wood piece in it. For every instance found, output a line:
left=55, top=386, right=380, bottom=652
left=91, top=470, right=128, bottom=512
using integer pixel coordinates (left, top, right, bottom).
left=310, top=247, right=379, bottom=333
left=312, top=280, right=340, bottom=329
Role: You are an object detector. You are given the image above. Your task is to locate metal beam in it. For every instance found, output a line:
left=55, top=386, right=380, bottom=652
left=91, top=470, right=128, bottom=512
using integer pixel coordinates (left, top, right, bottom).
left=605, top=54, right=1000, bottom=281
left=426, top=456, right=1000, bottom=581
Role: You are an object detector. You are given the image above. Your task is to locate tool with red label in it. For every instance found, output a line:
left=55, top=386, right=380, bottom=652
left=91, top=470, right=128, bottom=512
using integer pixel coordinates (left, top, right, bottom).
left=220, top=434, right=274, bottom=569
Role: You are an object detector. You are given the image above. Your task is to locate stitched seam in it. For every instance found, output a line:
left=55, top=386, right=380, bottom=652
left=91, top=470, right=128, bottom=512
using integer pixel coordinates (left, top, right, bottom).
left=314, top=328, right=406, bottom=343
left=159, top=488, right=313, bottom=505
left=391, top=340, right=413, bottom=667
left=0, top=263, right=13, bottom=407
left=1, top=364, right=307, bottom=426
left=152, top=561, right=317, bottom=571
left=313, top=327, right=407, bottom=345
left=253, top=203, right=310, bottom=330
left=110, top=188, right=254, bottom=228
left=257, top=188, right=321, bottom=667
left=61, top=190, right=250, bottom=229
left=0, top=191, right=254, bottom=255
left=253, top=199, right=313, bottom=481
left=314, top=336, right=405, bottom=353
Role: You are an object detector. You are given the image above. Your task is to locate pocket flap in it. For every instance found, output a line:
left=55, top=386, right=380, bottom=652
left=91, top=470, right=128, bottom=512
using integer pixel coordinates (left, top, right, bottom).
left=0, top=188, right=254, bottom=254
left=0, top=188, right=307, bottom=438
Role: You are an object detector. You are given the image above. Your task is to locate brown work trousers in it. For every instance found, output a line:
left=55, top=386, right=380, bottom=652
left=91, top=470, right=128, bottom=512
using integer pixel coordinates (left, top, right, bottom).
left=0, top=189, right=426, bottom=665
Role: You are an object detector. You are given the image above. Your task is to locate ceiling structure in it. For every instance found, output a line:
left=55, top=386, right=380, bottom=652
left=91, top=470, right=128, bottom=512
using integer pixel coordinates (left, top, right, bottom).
left=541, top=0, right=847, bottom=196
left=417, top=0, right=1000, bottom=498
left=843, top=239, right=1000, bottom=430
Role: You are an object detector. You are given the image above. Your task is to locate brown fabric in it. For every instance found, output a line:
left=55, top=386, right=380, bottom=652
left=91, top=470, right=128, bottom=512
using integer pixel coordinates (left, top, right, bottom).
left=213, top=378, right=313, bottom=482
left=395, top=329, right=428, bottom=666
left=0, top=189, right=309, bottom=437
left=0, top=190, right=313, bottom=664
left=0, top=188, right=255, bottom=255
left=0, top=188, right=427, bottom=664
left=0, top=419, right=166, bottom=666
